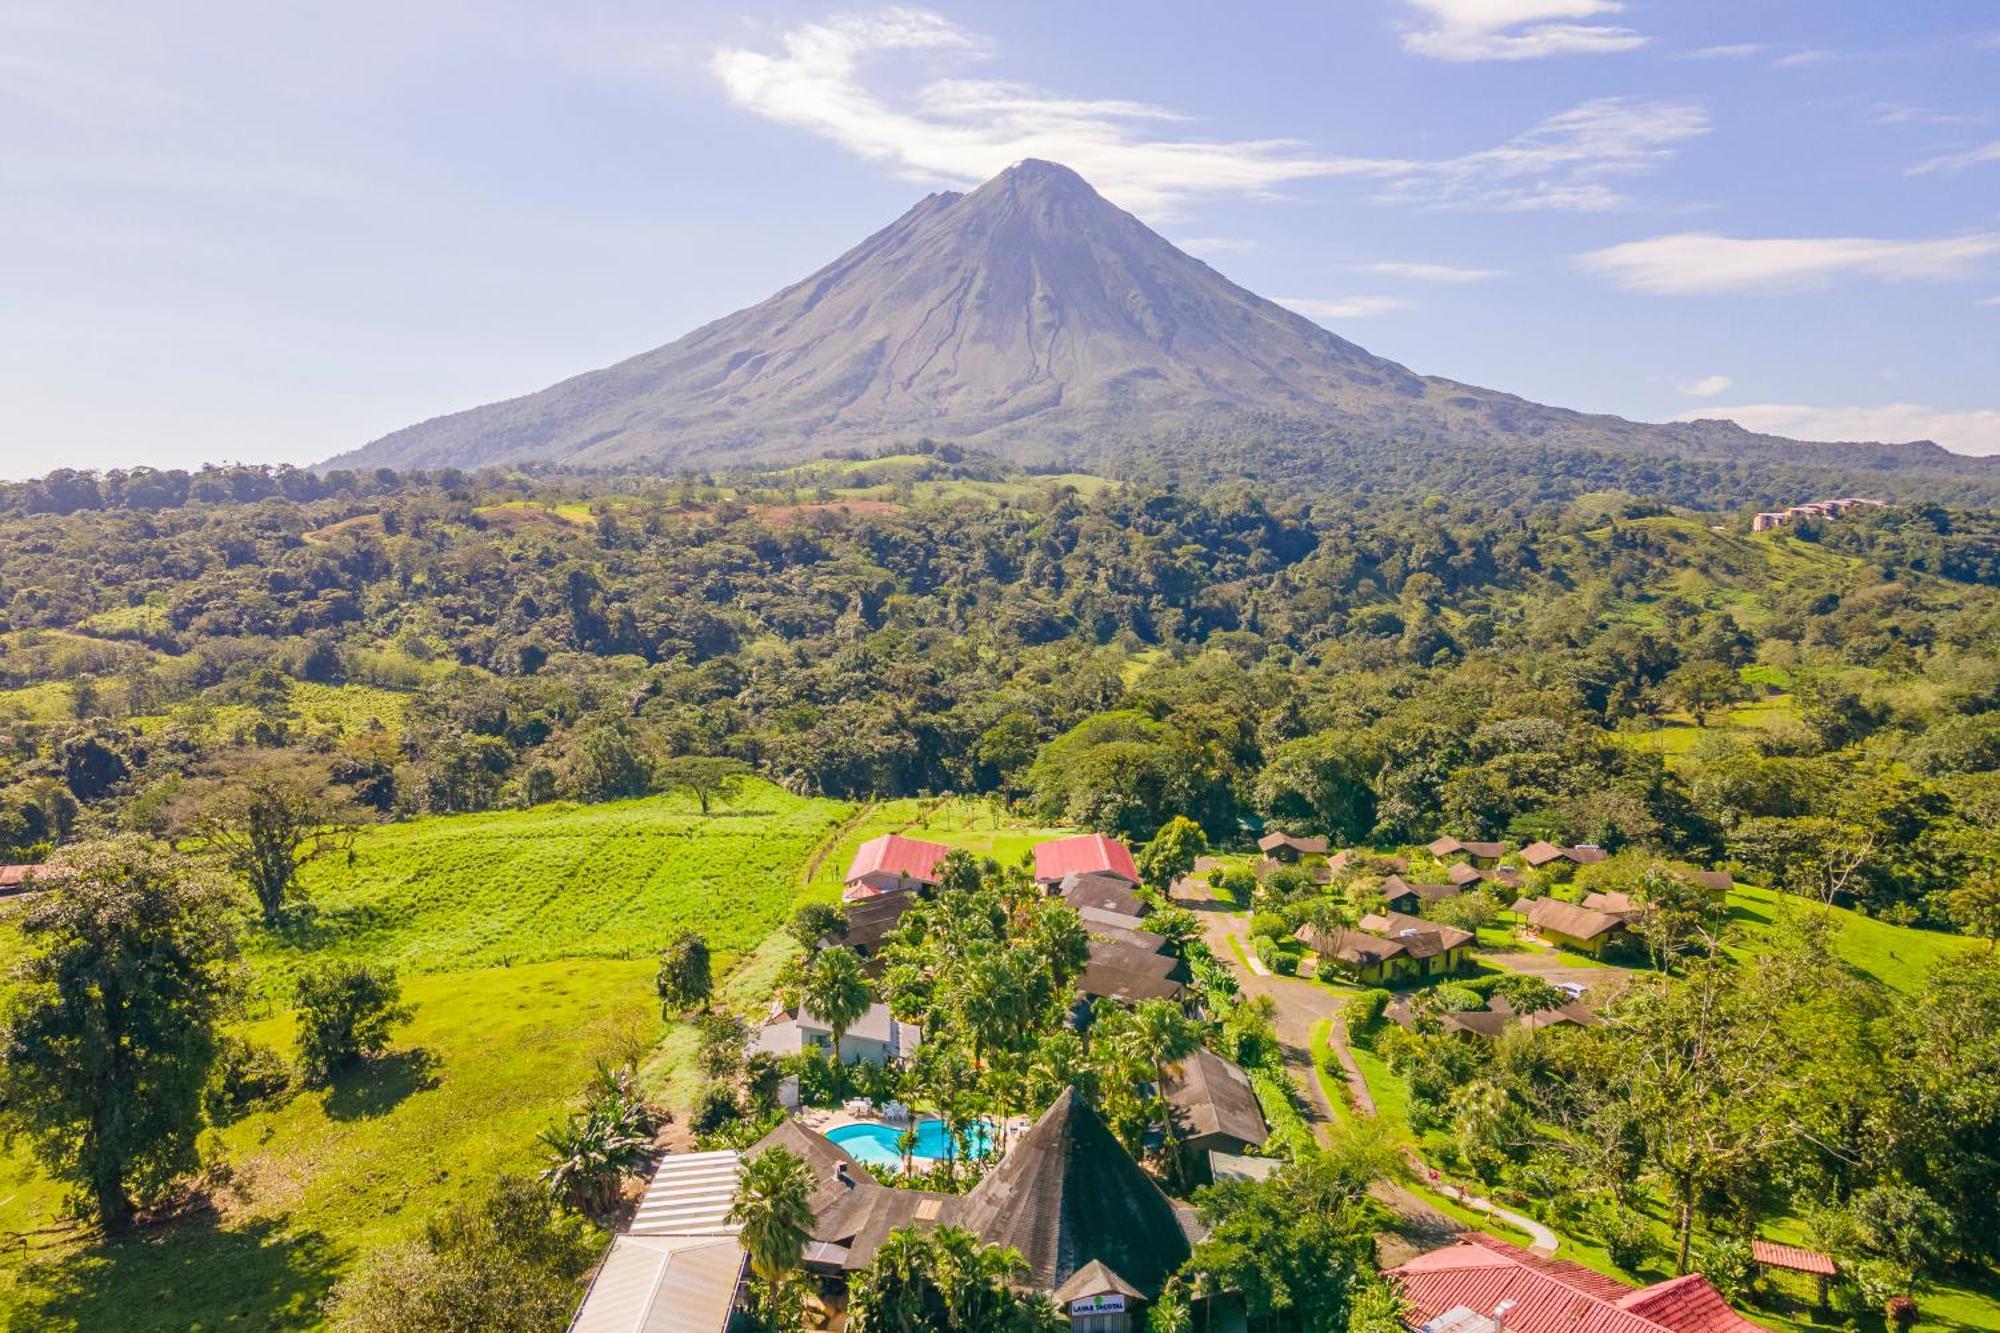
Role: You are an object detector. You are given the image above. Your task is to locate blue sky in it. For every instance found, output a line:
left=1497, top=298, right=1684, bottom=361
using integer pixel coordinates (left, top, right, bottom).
left=3, top=0, right=1997, bottom=476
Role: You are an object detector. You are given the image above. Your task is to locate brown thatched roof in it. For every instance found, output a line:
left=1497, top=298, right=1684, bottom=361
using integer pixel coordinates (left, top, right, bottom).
left=1295, top=923, right=1405, bottom=968
left=1161, top=1047, right=1268, bottom=1148
left=954, top=1088, right=1196, bottom=1299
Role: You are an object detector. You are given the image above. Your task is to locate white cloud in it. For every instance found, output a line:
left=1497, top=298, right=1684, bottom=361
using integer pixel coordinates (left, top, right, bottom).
left=1865, top=102, right=1987, bottom=128
left=1177, top=236, right=1257, bottom=256
left=712, top=12, right=1695, bottom=216
left=1678, top=374, right=1732, bottom=397
left=1684, top=43, right=1766, bottom=59
left=710, top=10, right=1410, bottom=214
left=1397, top=0, right=1646, bottom=61
left=1772, top=49, right=1836, bottom=68
left=1374, top=97, right=1708, bottom=212
left=1358, top=261, right=1505, bottom=282
left=1278, top=296, right=1411, bottom=319
left=1982, top=295, right=2000, bottom=306
left=1676, top=403, right=2000, bottom=456
left=1577, top=232, right=2000, bottom=294
left=1908, top=139, right=2000, bottom=175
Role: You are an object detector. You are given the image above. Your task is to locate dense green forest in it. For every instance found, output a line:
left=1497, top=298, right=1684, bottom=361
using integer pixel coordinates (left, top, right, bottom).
left=3, top=452, right=1997, bottom=928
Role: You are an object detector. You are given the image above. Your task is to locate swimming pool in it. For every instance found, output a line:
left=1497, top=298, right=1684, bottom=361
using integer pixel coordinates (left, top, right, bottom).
left=825, top=1118, right=995, bottom=1168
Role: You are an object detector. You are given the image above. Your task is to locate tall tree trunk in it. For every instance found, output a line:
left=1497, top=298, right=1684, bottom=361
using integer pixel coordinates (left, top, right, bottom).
left=1675, top=1177, right=1697, bottom=1275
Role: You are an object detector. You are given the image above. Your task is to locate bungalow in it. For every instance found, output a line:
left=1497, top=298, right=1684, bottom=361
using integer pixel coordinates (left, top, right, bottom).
left=1581, top=891, right=1650, bottom=925
left=1391, top=1232, right=1768, bottom=1333
left=1511, top=897, right=1631, bottom=957
left=1077, top=962, right=1186, bottom=1004
left=750, top=1001, right=921, bottom=1065
left=1389, top=994, right=1597, bottom=1040
left=1692, top=869, right=1733, bottom=900
left=747, top=1092, right=1203, bottom=1331
left=1079, top=903, right=1150, bottom=934
left=0, top=865, right=36, bottom=895
left=843, top=833, right=952, bottom=901
left=1256, top=831, right=1328, bottom=862
left=1161, top=1047, right=1269, bottom=1172
left=1381, top=874, right=1462, bottom=917
left=1294, top=923, right=1408, bottom=985
left=837, top=890, right=916, bottom=964
left=1428, top=836, right=1507, bottom=866
left=1357, top=911, right=1473, bottom=977
left=1036, top=834, right=1141, bottom=889
left=1062, top=871, right=1149, bottom=919
left=1446, top=862, right=1486, bottom=888
left=1520, top=841, right=1607, bottom=872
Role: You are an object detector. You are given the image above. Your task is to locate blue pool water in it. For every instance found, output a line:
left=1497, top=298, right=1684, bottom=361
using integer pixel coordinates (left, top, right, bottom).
left=825, top=1118, right=995, bottom=1167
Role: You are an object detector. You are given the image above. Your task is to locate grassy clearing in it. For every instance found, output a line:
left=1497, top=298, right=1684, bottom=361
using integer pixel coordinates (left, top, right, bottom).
left=0, top=780, right=854, bottom=1330
left=1725, top=883, right=1979, bottom=995
left=258, top=782, right=849, bottom=989
left=0, top=958, right=659, bottom=1331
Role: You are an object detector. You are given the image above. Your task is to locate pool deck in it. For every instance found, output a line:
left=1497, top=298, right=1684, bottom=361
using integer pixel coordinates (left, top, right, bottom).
left=801, top=1107, right=1027, bottom=1171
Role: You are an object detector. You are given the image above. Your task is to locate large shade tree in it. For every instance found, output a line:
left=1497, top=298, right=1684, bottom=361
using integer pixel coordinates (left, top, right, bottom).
left=0, top=838, right=241, bottom=1229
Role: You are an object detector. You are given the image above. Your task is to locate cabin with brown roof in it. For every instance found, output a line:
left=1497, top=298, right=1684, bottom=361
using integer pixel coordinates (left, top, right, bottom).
left=1388, top=993, right=1597, bottom=1040
left=1357, top=910, right=1473, bottom=976
left=1256, top=831, right=1328, bottom=862
left=1160, top=1047, right=1269, bottom=1171
left=1062, top=872, right=1149, bottom=920
left=1520, top=841, right=1608, bottom=875
left=837, top=890, right=916, bottom=965
left=1294, top=922, right=1408, bottom=984
left=1428, top=836, right=1507, bottom=866
left=1512, top=896, right=1632, bottom=957
left=1381, top=874, right=1462, bottom=916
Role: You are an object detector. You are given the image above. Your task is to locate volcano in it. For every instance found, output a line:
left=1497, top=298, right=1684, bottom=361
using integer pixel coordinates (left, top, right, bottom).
left=332, top=159, right=1966, bottom=473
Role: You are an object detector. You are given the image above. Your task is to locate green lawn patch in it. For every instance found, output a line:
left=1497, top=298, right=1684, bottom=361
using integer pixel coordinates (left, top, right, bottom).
left=1724, top=883, right=1978, bottom=995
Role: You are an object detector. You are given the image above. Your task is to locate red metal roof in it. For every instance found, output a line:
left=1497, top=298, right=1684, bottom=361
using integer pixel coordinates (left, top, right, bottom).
left=1033, top=834, right=1139, bottom=884
left=0, top=865, right=34, bottom=888
left=1748, top=1241, right=1834, bottom=1277
left=1391, top=1235, right=1767, bottom=1333
left=843, top=834, right=952, bottom=886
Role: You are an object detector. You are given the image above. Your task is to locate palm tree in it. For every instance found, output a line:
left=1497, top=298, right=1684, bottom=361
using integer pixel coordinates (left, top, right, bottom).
left=1132, top=998, right=1201, bottom=1175
left=729, top=1146, right=818, bottom=1314
left=802, top=945, right=872, bottom=1059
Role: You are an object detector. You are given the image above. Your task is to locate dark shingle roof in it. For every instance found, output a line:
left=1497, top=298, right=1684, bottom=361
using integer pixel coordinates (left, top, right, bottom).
left=954, top=1088, right=1195, bottom=1298
left=839, top=891, right=916, bottom=955
left=1161, top=1047, right=1268, bottom=1148
left=1062, top=873, right=1148, bottom=918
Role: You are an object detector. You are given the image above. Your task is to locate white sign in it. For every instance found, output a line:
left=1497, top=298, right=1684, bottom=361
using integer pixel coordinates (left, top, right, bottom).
left=1068, top=1294, right=1127, bottom=1315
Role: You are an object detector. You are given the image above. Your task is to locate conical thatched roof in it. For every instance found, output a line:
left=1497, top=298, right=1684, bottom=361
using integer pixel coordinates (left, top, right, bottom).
left=954, top=1088, right=1193, bottom=1298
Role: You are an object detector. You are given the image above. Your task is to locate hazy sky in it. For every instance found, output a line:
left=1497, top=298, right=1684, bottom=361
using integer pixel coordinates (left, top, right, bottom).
left=4, top=0, right=1998, bottom=477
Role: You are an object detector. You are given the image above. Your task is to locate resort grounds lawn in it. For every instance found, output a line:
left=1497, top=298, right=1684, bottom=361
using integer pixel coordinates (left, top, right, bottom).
left=0, top=780, right=853, bottom=1331
left=1724, top=883, right=1980, bottom=995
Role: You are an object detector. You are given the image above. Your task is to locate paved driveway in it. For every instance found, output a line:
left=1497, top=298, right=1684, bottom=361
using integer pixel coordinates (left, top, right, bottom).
left=1480, top=949, right=1633, bottom=997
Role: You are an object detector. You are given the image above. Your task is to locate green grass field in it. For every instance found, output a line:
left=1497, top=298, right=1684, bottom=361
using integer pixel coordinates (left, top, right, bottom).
left=0, top=780, right=853, bottom=1331
left=1724, top=882, right=1980, bottom=994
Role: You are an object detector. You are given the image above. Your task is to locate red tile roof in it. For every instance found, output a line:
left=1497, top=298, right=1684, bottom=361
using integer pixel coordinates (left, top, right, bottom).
left=844, top=834, right=952, bottom=887
left=1617, top=1274, right=1768, bottom=1333
left=1392, top=1234, right=1767, bottom=1333
left=1747, top=1241, right=1834, bottom=1277
left=1034, top=834, right=1139, bottom=884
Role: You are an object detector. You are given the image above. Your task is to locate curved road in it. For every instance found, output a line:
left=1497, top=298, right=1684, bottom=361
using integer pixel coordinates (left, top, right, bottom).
left=1173, top=875, right=1559, bottom=1257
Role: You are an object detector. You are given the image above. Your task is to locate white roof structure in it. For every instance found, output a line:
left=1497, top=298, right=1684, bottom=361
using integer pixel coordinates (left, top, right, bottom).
left=568, top=1234, right=744, bottom=1333
left=568, top=1150, right=745, bottom=1333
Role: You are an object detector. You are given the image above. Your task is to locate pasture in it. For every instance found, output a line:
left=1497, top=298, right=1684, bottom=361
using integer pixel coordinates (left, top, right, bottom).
left=0, top=780, right=852, bottom=1330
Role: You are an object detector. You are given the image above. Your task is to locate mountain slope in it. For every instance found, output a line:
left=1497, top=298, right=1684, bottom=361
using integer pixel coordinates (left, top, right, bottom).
left=332, top=160, right=1975, bottom=474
